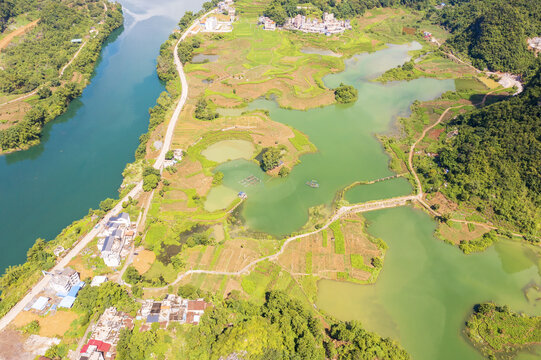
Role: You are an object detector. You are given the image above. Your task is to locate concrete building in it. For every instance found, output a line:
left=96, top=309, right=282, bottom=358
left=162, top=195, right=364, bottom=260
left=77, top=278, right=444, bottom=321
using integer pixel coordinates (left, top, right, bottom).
left=98, top=213, right=132, bottom=267
left=80, top=307, right=134, bottom=360
left=205, top=16, right=218, bottom=31
left=49, top=268, right=80, bottom=295
left=283, top=12, right=351, bottom=35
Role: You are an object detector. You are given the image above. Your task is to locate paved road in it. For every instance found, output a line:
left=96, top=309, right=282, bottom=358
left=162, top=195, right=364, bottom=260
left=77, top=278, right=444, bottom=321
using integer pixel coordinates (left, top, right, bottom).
left=0, top=9, right=213, bottom=332
left=0, top=183, right=141, bottom=332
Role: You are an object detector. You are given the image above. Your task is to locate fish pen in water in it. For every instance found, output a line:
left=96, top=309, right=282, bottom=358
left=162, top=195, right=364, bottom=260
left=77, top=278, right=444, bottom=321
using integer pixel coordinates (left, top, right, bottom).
left=239, top=175, right=261, bottom=187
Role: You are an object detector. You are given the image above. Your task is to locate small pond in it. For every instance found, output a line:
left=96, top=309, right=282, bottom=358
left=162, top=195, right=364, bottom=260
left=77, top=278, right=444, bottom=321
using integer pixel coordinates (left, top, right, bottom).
left=201, top=139, right=254, bottom=163
left=204, top=185, right=238, bottom=212
left=345, top=177, right=412, bottom=204
left=192, top=53, right=219, bottom=64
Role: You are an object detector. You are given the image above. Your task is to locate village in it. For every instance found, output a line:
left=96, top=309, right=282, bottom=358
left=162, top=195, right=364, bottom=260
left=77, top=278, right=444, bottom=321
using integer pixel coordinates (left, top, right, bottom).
left=259, top=12, right=352, bottom=34
left=198, top=0, right=236, bottom=33
left=78, top=296, right=210, bottom=360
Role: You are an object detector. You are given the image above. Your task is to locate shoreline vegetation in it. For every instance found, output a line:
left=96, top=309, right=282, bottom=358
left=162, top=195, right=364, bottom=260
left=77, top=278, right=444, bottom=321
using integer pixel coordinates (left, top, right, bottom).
left=0, top=0, right=123, bottom=154
left=465, top=303, right=541, bottom=359
left=1, top=0, right=540, bottom=359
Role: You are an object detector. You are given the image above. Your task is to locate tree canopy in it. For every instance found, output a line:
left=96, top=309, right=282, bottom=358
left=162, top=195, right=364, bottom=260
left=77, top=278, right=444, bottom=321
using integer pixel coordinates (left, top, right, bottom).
left=334, top=83, right=358, bottom=104
left=426, top=70, right=541, bottom=233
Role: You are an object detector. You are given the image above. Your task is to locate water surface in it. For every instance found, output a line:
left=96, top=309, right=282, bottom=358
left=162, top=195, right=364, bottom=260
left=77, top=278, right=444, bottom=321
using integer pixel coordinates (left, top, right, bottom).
left=216, top=43, right=454, bottom=236
left=317, top=207, right=541, bottom=360
left=0, top=0, right=206, bottom=271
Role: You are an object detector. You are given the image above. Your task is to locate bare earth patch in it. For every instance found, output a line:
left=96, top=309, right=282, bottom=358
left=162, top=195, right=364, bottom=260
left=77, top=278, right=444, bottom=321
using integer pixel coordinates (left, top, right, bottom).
left=133, top=249, right=156, bottom=275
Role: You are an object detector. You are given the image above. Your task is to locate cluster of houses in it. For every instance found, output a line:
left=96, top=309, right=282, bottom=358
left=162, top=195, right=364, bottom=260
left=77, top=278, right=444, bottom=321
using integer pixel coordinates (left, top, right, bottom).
left=200, top=0, right=236, bottom=32
left=137, top=294, right=212, bottom=329
left=79, top=307, right=134, bottom=360
left=284, top=12, right=352, bottom=35
left=260, top=12, right=352, bottom=35
left=97, top=212, right=135, bottom=267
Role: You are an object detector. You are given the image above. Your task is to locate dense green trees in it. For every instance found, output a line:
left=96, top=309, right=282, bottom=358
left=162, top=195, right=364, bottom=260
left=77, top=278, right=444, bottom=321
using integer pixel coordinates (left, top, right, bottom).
left=74, top=282, right=139, bottom=318
left=263, top=0, right=432, bottom=22
left=465, top=303, right=541, bottom=358
left=194, top=98, right=219, bottom=121
left=436, top=0, right=541, bottom=74
left=180, top=291, right=409, bottom=359
left=0, top=0, right=123, bottom=153
left=143, top=167, right=161, bottom=192
left=260, top=147, right=283, bottom=171
left=334, top=83, right=358, bottom=103
left=425, top=70, right=541, bottom=233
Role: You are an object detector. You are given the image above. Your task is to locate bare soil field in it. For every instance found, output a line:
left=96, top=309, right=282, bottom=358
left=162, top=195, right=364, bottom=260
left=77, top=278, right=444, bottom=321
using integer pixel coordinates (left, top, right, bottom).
left=12, top=310, right=79, bottom=337
left=278, top=214, right=378, bottom=282
left=133, top=249, right=156, bottom=274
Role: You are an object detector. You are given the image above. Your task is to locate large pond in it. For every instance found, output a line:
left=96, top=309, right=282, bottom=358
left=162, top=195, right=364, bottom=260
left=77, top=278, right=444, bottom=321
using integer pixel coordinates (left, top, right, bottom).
left=212, top=40, right=541, bottom=358
left=0, top=0, right=206, bottom=271
left=217, top=42, right=453, bottom=236
left=317, top=207, right=541, bottom=360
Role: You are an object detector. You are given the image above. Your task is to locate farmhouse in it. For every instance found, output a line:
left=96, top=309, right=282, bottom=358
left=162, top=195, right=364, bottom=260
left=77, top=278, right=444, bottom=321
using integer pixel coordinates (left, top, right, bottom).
left=138, top=294, right=211, bottom=329
left=79, top=307, right=134, bottom=360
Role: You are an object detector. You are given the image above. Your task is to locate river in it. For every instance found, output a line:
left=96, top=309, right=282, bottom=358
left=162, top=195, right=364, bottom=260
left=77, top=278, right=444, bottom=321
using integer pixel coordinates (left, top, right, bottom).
left=0, top=0, right=205, bottom=272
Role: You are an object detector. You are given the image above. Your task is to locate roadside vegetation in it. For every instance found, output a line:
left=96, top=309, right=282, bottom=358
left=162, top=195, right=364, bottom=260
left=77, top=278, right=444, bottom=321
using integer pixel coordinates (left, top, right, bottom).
left=465, top=303, right=541, bottom=359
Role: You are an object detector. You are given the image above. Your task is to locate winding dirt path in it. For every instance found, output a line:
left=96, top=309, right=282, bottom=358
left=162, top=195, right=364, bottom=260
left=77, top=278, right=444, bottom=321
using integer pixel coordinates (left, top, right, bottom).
left=0, top=19, right=39, bottom=52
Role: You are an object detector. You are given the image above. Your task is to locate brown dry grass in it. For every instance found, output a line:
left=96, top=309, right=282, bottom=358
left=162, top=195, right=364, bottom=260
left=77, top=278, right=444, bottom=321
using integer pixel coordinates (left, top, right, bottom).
left=133, top=249, right=156, bottom=275
left=427, top=192, right=458, bottom=215
left=12, top=310, right=79, bottom=337
left=67, top=255, right=94, bottom=280
left=438, top=222, right=490, bottom=245
left=0, top=100, right=31, bottom=130
left=357, top=8, right=404, bottom=30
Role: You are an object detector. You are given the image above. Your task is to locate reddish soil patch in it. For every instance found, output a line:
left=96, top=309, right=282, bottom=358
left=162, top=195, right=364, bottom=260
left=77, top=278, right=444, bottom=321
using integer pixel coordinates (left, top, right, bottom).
left=428, top=128, right=444, bottom=140
left=0, top=19, right=39, bottom=52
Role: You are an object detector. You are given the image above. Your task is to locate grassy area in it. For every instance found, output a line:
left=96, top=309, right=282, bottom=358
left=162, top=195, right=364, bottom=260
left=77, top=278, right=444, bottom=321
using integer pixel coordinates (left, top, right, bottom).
left=329, top=220, right=345, bottom=254
left=465, top=303, right=541, bottom=358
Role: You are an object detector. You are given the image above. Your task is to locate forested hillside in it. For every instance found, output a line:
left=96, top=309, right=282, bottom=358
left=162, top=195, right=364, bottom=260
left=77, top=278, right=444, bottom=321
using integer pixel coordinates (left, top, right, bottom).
left=0, top=0, right=123, bottom=152
left=117, top=291, right=410, bottom=359
left=435, top=0, right=541, bottom=74
left=434, top=70, right=541, bottom=234
left=263, top=0, right=433, bottom=23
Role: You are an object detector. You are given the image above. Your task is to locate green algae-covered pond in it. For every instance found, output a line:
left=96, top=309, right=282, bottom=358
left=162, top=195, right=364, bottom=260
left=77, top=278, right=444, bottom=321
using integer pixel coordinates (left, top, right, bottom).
left=217, top=42, right=453, bottom=236
left=202, top=139, right=255, bottom=163
left=317, top=207, right=541, bottom=360
left=213, top=42, right=541, bottom=359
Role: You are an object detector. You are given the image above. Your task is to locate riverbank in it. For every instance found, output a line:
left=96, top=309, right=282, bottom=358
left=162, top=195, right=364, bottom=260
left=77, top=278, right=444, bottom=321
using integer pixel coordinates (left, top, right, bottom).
left=0, top=1, right=123, bottom=154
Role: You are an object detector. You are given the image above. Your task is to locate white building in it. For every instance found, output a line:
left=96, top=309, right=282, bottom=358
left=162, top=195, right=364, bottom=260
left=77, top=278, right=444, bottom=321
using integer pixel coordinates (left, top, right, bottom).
left=205, top=16, right=217, bottom=31
left=49, top=268, right=80, bottom=295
